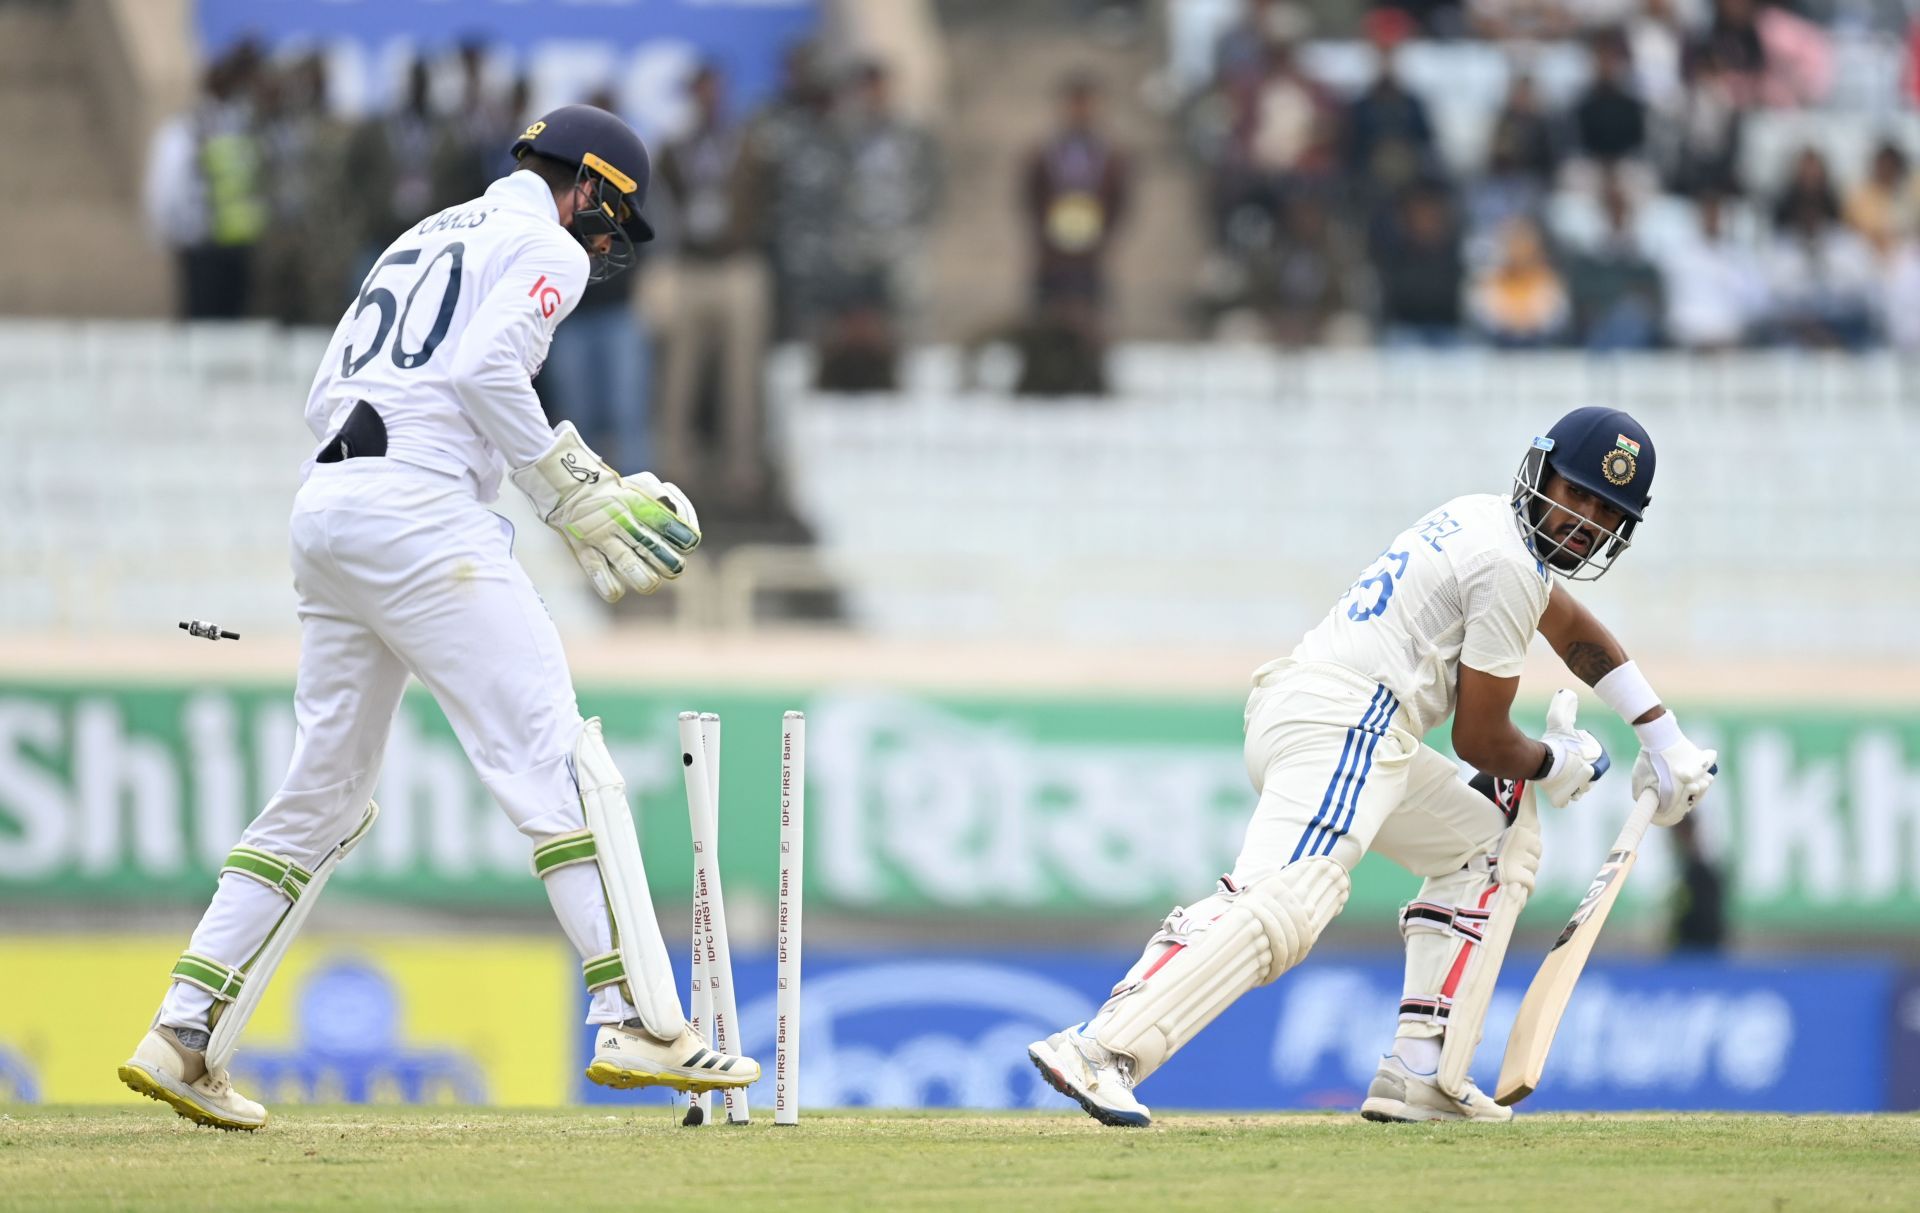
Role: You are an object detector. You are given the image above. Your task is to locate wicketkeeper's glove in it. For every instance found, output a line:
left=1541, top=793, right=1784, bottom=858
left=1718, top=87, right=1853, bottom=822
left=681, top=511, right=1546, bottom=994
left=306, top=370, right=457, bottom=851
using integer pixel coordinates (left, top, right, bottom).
left=511, top=422, right=701, bottom=602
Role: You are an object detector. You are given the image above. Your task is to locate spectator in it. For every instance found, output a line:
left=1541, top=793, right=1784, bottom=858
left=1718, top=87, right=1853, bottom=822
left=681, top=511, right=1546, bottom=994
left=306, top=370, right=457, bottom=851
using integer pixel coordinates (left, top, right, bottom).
left=815, top=61, right=942, bottom=393
left=536, top=89, right=653, bottom=473
left=1220, top=34, right=1340, bottom=234
left=1845, top=140, right=1920, bottom=256
left=342, top=60, right=447, bottom=283
left=1342, top=45, right=1436, bottom=214
left=1374, top=181, right=1467, bottom=346
left=754, top=42, right=846, bottom=341
left=1660, top=45, right=1744, bottom=196
left=1564, top=177, right=1664, bottom=349
left=1467, top=215, right=1571, bottom=347
left=1879, top=235, right=1920, bottom=352
left=1770, top=146, right=1840, bottom=230
left=1023, top=73, right=1131, bottom=311
left=1627, top=0, right=1688, bottom=116
left=1572, top=30, right=1648, bottom=165
left=1761, top=190, right=1878, bottom=349
left=1659, top=188, right=1766, bottom=350
left=650, top=64, right=773, bottom=503
left=1215, top=0, right=1290, bottom=90
left=252, top=54, right=355, bottom=325
left=1486, top=71, right=1562, bottom=189
left=1254, top=191, right=1364, bottom=346
left=1691, top=0, right=1766, bottom=105
left=1464, top=73, right=1559, bottom=254
left=435, top=42, right=520, bottom=212
left=142, top=47, right=267, bottom=319
left=1754, top=0, right=1832, bottom=107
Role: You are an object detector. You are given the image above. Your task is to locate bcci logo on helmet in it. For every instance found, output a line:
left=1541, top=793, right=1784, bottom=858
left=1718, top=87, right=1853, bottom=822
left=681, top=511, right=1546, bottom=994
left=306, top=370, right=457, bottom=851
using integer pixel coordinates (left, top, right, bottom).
left=736, top=961, right=1096, bottom=1109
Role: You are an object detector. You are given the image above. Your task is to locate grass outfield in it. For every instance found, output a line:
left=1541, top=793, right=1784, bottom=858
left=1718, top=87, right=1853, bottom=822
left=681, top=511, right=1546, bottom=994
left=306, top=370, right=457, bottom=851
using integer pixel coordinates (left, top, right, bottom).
left=3, top=1106, right=1917, bottom=1212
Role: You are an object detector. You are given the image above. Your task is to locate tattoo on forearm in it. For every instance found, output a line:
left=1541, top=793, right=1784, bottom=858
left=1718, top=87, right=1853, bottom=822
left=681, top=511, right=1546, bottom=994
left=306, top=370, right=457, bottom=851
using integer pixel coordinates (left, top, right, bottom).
left=1565, top=642, right=1618, bottom=686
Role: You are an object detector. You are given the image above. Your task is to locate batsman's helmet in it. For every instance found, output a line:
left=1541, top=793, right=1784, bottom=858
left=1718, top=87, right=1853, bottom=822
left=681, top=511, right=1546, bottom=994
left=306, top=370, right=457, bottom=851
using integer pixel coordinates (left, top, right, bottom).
left=510, top=104, right=655, bottom=280
left=1511, top=406, right=1655, bottom=581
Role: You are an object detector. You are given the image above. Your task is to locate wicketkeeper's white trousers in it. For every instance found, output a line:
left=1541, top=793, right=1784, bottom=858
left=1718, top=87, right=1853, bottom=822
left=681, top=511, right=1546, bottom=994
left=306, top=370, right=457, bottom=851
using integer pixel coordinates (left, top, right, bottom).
left=159, top=459, right=638, bottom=1031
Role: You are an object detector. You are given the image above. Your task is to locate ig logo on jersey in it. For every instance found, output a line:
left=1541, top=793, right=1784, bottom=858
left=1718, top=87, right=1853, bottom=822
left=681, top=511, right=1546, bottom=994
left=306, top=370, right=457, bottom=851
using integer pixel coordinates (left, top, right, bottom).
left=527, top=274, right=563, bottom=319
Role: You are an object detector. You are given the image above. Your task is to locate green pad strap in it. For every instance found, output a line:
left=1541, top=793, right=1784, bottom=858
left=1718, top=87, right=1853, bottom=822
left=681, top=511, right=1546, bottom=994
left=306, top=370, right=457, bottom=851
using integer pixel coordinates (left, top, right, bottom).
left=173, top=952, right=245, bottom=1001
left=583, top=950, right=625, bottom=993
left=532, top=829, right=598, bottom=879
left=221, top=847, right=313, bottom=901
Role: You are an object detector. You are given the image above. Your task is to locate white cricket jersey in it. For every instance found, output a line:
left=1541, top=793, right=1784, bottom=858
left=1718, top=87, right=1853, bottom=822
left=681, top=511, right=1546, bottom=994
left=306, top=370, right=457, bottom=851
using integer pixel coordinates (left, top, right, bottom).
left=1265, top=493, right=1552, bottom=737
left=302, top=170, right=589, bottom=500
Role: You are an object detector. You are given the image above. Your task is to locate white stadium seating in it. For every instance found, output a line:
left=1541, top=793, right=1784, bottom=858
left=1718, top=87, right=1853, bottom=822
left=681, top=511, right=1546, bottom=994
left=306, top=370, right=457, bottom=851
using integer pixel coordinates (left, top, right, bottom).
left=768, top=345, right=1917, bottom=659
left=1, top=323, right=1912, bottom=661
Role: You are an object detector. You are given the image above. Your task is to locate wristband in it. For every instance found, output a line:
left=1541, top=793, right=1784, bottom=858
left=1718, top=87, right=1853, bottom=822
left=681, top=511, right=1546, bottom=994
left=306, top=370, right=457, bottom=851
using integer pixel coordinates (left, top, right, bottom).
left=1594, top=660, right=1660, bottom=724
left=1532, top=743, right=1556, bottom=781
left=1633, top=710, right=1684, bottom=752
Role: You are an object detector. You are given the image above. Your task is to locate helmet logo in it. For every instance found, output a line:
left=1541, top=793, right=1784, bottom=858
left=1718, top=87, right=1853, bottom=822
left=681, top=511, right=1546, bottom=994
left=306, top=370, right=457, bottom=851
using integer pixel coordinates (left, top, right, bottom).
left=519, top=120, right=547, bottom=141
left=1614, top=433, right=1641, bottom=456
left=1602, top=449, right=1637, bottom=486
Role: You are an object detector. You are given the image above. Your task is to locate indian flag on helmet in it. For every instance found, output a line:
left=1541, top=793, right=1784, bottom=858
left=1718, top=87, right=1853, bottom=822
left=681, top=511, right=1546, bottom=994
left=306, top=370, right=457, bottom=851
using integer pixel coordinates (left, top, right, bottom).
left=1614, top=435, right=1641, bottom=456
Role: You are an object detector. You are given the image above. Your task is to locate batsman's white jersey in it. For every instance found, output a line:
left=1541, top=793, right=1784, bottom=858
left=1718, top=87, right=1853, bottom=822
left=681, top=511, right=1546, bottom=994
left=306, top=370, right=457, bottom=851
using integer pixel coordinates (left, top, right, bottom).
left=156, top=170, right=644, bottom=1036
left=1270, top=493, right=1552, bottom=739
left=1233, top=493, right=1549, bottom=882
left=304, top=170, right=590, bottom=499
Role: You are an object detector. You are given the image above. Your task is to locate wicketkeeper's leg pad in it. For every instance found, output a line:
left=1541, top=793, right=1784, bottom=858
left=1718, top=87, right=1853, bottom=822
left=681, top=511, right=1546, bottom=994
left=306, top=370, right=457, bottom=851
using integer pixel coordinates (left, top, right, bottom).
left=1091, top=857, right=1349, bottom=1082
left=531, top=718, right=685, bottom=1040
left=193, top=802, right=377, bottom=1072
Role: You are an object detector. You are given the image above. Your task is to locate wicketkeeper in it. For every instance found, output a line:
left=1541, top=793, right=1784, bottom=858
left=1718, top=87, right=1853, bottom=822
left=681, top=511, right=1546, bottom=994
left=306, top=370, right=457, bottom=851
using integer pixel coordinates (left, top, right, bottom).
left=120, top=105, right=758, bottom=1130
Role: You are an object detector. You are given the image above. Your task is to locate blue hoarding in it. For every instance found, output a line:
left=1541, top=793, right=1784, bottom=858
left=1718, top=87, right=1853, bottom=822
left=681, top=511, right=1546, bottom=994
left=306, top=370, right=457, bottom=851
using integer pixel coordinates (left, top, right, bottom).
left=196, top=0, right=817, bottom=130
left=583, top=951, right=1896, bottom=1113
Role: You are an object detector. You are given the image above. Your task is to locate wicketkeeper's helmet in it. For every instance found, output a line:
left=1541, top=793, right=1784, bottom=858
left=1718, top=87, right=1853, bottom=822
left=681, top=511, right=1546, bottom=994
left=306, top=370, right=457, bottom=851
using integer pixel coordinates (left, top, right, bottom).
left=510, top=104, right=655, bottom=280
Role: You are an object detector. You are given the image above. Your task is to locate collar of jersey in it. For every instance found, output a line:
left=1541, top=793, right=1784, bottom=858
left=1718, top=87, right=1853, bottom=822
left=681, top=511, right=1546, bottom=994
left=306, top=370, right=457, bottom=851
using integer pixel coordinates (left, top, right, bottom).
left=487, top=170, right=562, bottom=223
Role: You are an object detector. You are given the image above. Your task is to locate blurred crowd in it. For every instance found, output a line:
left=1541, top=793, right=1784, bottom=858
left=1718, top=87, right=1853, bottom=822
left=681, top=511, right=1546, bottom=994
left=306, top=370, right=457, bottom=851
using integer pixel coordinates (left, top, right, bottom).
left=1187, top=0, right=1920, bottom=351
left=142, top=39, right=942, bottom=515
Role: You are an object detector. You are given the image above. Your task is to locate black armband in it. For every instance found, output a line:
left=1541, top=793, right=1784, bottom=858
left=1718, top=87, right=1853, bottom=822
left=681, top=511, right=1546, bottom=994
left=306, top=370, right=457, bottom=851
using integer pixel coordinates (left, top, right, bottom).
left=1531, top=744, right=1555, bottom=781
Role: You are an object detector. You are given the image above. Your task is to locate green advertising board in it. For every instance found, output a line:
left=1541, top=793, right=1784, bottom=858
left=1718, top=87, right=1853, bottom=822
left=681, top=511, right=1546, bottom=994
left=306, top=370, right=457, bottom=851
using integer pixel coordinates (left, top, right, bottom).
left=0, top=679, right=1916, bottom=929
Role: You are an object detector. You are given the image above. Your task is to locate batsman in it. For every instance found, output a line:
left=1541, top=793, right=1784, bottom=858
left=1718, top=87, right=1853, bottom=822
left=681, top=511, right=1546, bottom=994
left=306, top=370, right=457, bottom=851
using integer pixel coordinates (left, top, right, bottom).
left=1030, top=408, right=1717, bottom=1125
left=119, top=105, right=758, bottom=1130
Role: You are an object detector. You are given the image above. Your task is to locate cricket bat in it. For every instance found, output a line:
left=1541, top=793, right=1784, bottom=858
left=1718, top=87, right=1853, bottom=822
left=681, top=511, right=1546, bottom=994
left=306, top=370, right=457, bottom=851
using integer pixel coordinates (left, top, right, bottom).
left=1494, top=787, right=1660, bottom=1106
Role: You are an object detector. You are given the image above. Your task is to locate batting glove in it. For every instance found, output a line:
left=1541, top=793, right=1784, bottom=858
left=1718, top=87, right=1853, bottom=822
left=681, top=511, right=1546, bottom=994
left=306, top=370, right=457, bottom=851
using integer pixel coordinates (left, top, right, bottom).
left=1630, top=712, right=1717, bottom=827
left=511, top=422, right=701, bottom=602
left=1535, top=688, right=1610, bottom=809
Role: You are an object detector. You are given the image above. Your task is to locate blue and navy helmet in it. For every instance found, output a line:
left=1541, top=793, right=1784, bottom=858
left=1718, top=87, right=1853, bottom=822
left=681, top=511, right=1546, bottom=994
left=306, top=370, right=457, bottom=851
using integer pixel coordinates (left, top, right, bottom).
left=1512, top=406, right=1655, bottom=581
left=510, top=104, right=655, bottom=280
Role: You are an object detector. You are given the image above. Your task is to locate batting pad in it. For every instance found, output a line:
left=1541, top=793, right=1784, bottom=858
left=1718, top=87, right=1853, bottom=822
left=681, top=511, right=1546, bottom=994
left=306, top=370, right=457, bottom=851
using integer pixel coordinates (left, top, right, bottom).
left=1096, top=857, right=1349, bottom=1082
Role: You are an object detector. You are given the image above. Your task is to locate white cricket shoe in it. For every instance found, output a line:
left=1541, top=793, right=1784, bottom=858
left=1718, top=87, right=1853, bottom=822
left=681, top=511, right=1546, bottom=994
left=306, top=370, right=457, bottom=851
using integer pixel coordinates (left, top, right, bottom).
left=1359, top=1054, right=1513, bottom=1123
left=1028, top=1024, right=1152, bottom=1128
left=119, top=1024, right=268, bottom=1131
left=584, top=1019, right=760, bottom=1093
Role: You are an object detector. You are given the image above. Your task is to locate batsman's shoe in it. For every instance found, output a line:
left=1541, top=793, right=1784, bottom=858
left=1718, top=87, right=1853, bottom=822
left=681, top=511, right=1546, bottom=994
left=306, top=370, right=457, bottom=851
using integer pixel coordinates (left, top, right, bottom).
left=1028, top=1024, right=1151, bottom=1128
left=584, top=1020, right=760, bottom=1093
left=1360, top=1054, right=1512, bottom=1124
left=118, top=1024, right=267, bottom=1131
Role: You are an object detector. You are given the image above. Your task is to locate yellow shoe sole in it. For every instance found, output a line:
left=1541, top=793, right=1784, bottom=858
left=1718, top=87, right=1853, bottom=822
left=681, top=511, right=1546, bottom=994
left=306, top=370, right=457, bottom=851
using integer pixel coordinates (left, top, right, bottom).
left=118, top=1064, right=266, bottom=1132
left=584, top=1059, right=757, bottom=1094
